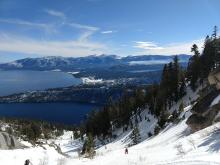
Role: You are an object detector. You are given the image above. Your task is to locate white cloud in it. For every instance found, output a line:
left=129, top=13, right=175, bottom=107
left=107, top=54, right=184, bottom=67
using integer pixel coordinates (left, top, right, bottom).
left=1, top=9, right=100, bottom=42
left=44, top=9, right=99, bottom=41
left=68, top=23, right=99, bottom=41
left=44, top=9, right=98, bottom=32
left=101, top=30, right=117, bottom=34
left=68, top=22, right=99, bottom=31
left=0, top=19, right=54, bottom=32
left=134, top=41, right=163, bottom=50
left=44, top=9, right=66, bottom=19
left=0, top=9, right=106, bottom=58
left=134, top=39, right=204, bottom=55
left=0, top=33, right=107, bottom=57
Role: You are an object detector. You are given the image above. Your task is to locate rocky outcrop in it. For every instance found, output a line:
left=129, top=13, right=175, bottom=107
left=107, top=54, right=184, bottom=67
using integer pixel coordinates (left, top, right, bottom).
left=186, top=103, right=220, bottom=132
left=186, top=68, right=220, bottom=132
left=0, top=132, right=23, bottom=149
left=208, top=68, right=220, bottom=90
left=190, top=88, right=219, bottom=115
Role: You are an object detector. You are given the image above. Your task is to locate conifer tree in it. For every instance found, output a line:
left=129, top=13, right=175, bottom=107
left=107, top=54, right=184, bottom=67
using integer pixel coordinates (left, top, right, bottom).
left=173, top=56, right=181, bottom=101
left=212, top=25, right=218, bottom=40
left=178, top=102, right=184, bottom=112
left=130, top=126, right=141, bottom=145
left=187, top=44, right=201, bottom=90
left=83, top=133, right=95, bottom=158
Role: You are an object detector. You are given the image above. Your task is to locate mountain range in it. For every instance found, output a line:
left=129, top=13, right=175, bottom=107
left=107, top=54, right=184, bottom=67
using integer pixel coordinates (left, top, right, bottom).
left=0, top=54, right=191, bottom=71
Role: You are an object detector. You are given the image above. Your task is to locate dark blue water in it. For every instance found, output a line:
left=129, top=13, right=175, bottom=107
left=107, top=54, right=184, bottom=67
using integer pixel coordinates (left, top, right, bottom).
left=0, top=103, right=99, bottom=124
left=0, top=70, right=82, bottom=96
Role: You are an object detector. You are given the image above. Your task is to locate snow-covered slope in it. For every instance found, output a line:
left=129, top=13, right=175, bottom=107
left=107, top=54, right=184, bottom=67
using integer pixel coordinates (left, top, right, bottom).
left=2, top=106, right=219, bottom=165
left=1, top=85, right=220, bottom=165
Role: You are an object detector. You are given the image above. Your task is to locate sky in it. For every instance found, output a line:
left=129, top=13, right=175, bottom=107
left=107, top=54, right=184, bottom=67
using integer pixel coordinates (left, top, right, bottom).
left=0, top=0, right=220, bottom=62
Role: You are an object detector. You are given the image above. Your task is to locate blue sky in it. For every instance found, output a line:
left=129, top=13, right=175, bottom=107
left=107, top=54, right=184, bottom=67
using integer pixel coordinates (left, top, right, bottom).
left=0, top=0, right=220, bottom=62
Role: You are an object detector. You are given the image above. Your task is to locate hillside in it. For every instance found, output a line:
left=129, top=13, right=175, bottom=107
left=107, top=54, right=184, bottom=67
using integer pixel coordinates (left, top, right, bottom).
left=1, top=84, right=220, bottom=164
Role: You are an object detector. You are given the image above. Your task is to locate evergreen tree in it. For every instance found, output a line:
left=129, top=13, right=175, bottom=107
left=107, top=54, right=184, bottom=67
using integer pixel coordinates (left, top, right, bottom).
left=200, top=35, right=213, bottom=77
left=83, top=133, right=95, bottom=158
left=130, top=126, right=141, bottom=145
left=178, top=102, right=184, bottom=112
left=173, top=56, right=181, bottom=101
left=212, top=25, right=218, bottom=40
left=187, top=44, right=201, bottom=90
left=179, top=71, right=186, bottom=98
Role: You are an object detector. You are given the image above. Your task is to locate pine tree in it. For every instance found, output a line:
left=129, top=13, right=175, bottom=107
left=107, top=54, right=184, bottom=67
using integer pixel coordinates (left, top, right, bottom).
left=130, top=126, right=141, bottom=145
left=179, top=70, right=186, bottom=98
left=201, top=35, right=214, bottom=77
left=212, top=26, right=220, bottom=67
left=187, top=44, right=201, bottom=90
left=212, top=25, right=218, bottom=40
left=173, top=56, right=180, bottom=101
left=178, top=102, right=184, bottom=112
left=84, top=133, right=95, bottom=158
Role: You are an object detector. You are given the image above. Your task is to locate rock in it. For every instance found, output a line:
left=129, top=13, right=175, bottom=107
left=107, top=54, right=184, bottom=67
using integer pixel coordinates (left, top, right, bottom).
left=190, top=88, right=219, bottom=115
left=0, top=132, right=23, bottom=149
left=186, top=114, right=211, bottom=132
left=186, top=68, right=220, bottom=132
left=208, top=68, right=220, bottom=90
left=186, top=93, right=220, bottom=132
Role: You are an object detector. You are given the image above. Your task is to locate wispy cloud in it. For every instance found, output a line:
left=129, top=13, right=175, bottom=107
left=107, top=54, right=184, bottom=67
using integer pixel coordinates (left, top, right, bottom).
left=68, top=22, right=99, bottom=31
left=134, top=39, right=204, bottom=55
left=44, top=9, right=66, bottom=19
left=101, top=30, right=117, bottom=34
left=1, top=8, right=101, bottom=44
left=44, top=9, right=99, bottom=41
left=0, top=18, right=54, bottom=32
left=134, top=41, right=163, bottom=50
left=0, top=33, right=107, bottom=57
left=68, top=23, right=99, bottom=41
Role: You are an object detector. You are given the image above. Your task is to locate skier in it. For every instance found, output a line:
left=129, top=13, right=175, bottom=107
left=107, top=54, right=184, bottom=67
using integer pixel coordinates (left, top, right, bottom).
left=24, top=159, right=32, bottom=165
left=125, top=147, right=128, bottom=154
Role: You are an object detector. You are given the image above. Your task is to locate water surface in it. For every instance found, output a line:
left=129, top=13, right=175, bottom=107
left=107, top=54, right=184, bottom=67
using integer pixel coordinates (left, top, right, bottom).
left=0, top=70, right=81, bottom=96
left=0, top=102, right=99, bottom=124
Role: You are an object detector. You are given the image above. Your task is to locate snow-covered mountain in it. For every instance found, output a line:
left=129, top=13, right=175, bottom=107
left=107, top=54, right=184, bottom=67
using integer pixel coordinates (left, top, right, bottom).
left=0, top=54, right=191, bottom=71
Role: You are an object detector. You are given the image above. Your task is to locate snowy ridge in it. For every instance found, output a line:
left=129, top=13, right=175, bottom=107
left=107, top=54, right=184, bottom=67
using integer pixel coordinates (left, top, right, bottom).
left=0, top=54, right=190, bottom=71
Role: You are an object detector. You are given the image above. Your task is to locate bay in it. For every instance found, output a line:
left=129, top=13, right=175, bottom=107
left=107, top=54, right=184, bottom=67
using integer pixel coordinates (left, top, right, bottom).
left=0, top=70, right=82, bottom=96
left=0, top=102, right=99, bottom=124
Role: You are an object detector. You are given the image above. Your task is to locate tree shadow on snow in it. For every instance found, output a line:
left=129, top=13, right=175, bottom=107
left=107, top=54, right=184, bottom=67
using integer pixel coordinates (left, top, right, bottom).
left=198, top=129, right=220, bottom=152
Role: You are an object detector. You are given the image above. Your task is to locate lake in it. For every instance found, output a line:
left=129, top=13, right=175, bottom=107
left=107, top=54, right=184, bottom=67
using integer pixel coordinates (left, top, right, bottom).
left=0, top=102, right=99, bottom=125
left=0, top=70, right=98, bottom=125
left=0, top=70, right=82, bottom=96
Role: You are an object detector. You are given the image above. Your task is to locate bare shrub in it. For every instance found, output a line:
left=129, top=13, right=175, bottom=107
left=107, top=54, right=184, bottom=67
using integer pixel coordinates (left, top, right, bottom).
left=175, top=143, right=186, bottom=157
left=188, top=138, right=196, bottom=149
left=57, top=158, right=67, bottom=165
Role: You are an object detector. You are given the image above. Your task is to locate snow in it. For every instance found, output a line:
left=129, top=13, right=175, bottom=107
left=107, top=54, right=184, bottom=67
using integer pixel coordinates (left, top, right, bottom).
left=68, top=71, right=80, bottom=75
left=81, top=77, right=114, bottom=85
left=51, top=69, right=61, bottom=72
left=210, top=94, right=220, bottom=107
left=2, top=85, right=220, bottom=164
left=2, top=111, right=220, bottom=165
left=7, top=61, right=23, bottom=68
left=0, top=144, right=64, bottom=165
left=129, top=60, right=172, bottom=65
left=81, top=77, right=103, bottom=84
